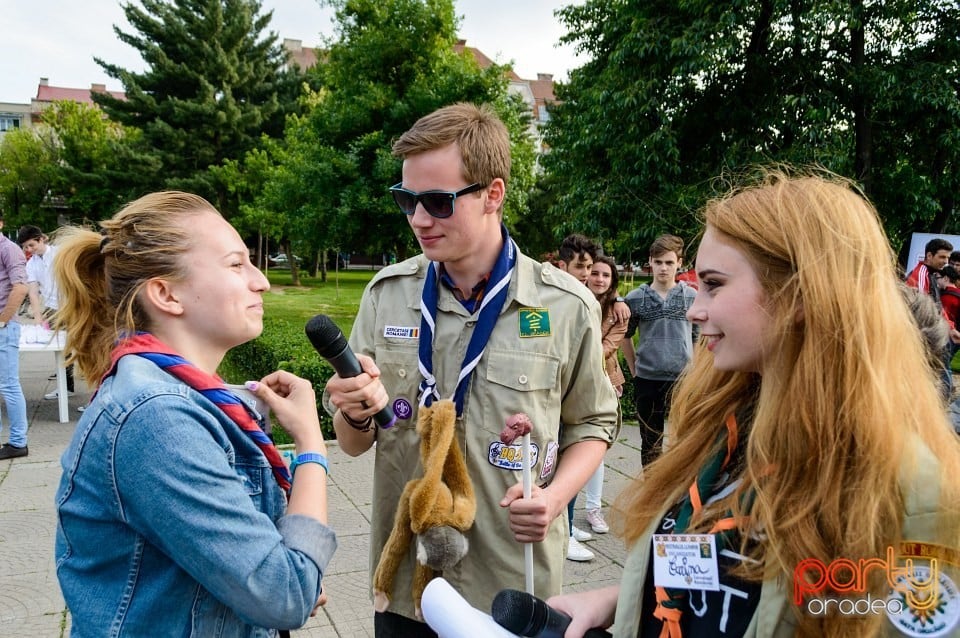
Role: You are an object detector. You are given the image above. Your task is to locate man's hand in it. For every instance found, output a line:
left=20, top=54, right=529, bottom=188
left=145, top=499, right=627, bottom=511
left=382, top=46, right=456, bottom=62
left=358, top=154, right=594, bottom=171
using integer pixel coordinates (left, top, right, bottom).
left=324, top=353, right=389, bottom=420
left=499, top=483, right=564, bottom=543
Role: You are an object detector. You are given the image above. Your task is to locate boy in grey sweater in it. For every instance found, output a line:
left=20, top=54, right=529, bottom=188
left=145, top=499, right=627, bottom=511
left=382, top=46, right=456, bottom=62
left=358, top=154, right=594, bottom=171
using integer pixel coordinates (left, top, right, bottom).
left=621, top=234, right=698, bottom=466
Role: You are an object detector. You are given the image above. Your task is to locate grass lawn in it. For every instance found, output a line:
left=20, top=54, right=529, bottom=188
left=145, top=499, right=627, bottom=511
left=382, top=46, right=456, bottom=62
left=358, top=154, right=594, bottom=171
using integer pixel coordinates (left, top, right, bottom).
left=261, top=266, right=650, bottom=336
left=262, top=268, right=377, bottom=335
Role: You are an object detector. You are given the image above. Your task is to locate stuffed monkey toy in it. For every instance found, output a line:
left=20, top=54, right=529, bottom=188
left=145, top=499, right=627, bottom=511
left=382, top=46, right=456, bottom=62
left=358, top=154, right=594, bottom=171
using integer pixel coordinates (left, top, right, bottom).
left=372, top=399, right=477, bottom=617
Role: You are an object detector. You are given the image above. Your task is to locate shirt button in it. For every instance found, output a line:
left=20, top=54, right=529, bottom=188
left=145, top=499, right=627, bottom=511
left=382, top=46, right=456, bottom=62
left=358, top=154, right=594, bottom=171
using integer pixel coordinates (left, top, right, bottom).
left=518, top=375, right=528, bottom=384
left=398, top=369, right=407, bottom=378
left=410, top=263, right=418, bottom=271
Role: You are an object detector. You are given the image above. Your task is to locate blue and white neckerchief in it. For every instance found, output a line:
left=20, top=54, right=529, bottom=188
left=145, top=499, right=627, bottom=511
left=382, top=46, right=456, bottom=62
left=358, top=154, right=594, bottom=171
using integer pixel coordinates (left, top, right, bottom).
left=418, top=224, right=517, bottom=416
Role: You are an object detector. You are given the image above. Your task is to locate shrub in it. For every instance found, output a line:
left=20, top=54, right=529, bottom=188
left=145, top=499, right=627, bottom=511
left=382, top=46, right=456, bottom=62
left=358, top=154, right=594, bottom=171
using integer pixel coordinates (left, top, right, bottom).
left=221, top=315, right=640, bottom=442
left=220, top=318, right=336, bottom=442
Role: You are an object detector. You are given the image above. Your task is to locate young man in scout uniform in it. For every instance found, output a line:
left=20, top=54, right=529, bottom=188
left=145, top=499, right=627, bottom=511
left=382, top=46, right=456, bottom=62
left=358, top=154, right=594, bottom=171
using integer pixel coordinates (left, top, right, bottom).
left=324, top=103, right=620, bottom=637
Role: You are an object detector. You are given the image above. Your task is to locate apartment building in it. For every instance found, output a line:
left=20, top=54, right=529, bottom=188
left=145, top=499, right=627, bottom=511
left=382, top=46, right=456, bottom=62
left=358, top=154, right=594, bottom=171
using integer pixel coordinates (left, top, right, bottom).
left=0, top=77, right=126, bottom=140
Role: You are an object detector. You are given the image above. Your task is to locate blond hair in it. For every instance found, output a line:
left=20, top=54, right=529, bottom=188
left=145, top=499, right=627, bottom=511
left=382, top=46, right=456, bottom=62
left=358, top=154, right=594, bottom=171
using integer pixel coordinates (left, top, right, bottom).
left=392, top=102, right=511, bottom=195
left=614, top=168, right=960, bottom=636
left=53, top=192, right=218, bottom=383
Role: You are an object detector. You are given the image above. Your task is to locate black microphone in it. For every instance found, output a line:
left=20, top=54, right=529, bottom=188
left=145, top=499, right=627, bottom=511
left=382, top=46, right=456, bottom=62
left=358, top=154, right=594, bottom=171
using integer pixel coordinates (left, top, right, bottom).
left=491, top=589, right=612, bottom=638
left=305, top=314, right=396, bottom=429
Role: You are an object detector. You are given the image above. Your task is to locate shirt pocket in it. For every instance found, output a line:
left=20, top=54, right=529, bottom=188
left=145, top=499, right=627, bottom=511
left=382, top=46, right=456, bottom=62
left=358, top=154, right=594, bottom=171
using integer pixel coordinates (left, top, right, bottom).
left=234, top=456, right=265, bottom=497
left=485, top=348, right=560, bottom=393
left=479, top=348, right=562, bottom=479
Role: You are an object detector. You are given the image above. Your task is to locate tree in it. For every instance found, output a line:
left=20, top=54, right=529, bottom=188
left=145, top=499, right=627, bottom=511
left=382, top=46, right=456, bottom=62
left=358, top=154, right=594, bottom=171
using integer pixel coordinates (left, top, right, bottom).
left=40, top=100, right=158, bottom=220
left=544, top=0, right=960, bottom=262
left=0, top=101, right=160, bottom=228
left=0, top=127, right=59, bottom=229
left=254, top=0, right=536, bottom=270
left=92, top=0, right=301, bottom=216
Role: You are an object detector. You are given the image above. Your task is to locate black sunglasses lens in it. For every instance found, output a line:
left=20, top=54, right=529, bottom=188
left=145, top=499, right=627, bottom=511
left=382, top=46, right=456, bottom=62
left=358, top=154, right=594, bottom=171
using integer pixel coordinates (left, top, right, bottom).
left=392, top=190, right=417, bottom=215
left=420, top=193, right=455, bottom=219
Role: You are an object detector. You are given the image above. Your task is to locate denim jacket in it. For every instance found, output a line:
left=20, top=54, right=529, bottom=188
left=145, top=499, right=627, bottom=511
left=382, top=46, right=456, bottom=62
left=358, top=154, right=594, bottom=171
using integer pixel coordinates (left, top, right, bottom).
left=55, top=355, right=336, bottom=637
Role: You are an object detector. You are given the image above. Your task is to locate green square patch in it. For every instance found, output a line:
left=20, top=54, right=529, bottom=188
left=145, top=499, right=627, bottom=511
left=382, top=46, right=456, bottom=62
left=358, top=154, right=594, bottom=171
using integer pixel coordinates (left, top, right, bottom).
left=519, top=308, right=551, bottom=337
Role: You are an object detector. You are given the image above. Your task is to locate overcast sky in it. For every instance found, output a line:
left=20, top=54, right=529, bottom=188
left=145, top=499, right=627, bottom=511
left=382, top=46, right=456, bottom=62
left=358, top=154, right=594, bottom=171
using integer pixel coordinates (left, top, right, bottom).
left=1, top=0, right=586, bottom=104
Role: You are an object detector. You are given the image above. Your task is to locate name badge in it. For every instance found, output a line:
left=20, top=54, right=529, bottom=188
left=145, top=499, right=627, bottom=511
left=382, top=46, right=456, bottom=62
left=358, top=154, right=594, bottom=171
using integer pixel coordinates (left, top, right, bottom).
left=652, top=534, right=720, bottom=591
left=383, top=325, right=419, bottom=339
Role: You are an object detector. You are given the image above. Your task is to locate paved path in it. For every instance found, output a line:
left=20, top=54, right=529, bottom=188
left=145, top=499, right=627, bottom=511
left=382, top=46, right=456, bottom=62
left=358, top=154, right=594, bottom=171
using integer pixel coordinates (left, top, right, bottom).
left=0, top=352, right=643, bottom=636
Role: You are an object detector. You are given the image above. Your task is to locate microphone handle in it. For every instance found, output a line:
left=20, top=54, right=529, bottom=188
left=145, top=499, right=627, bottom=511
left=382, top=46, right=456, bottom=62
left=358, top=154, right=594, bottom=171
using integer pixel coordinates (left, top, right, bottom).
left=327, top=347, right=363, bottom=377
left=583, top=628, right=613, bottom=638
left=327, top=347, right=396, bottom=428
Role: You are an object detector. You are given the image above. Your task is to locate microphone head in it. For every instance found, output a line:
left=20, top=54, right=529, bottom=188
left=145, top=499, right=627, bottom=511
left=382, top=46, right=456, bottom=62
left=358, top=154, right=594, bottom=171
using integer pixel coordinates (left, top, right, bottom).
left=305, top=314, right=347, bottom=358
left=491, top=588, right=544, bottom=636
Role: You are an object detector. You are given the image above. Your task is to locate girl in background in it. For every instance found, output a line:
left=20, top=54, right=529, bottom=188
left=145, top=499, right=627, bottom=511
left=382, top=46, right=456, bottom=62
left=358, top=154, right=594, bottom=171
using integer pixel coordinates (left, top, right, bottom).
left=548, top=169, right=960, bottom=637
left=581, top=254, right=627, bottom=534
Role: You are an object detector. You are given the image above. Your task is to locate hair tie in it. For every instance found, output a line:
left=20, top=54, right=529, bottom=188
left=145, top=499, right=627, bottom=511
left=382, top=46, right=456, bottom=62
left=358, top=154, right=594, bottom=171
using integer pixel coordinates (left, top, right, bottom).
left=99, top=236, right=110, bottom=252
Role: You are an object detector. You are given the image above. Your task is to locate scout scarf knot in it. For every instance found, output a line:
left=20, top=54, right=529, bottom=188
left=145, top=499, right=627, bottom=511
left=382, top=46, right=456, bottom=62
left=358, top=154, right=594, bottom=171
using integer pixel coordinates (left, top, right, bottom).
left=102, top=333, right=292, bottom=492
left=417, top=224, right=516, bottom=416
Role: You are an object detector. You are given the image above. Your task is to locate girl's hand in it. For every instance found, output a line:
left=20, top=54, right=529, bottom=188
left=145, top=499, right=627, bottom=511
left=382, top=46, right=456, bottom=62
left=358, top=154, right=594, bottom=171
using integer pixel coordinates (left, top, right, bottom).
left=246, top=371, right=325, bottom=451
left=546, top=586, right=619, bottom=638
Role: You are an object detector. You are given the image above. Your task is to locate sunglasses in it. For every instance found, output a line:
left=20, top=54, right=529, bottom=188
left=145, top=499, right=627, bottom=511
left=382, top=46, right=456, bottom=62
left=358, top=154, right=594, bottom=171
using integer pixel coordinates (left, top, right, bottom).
left=388, top=182, right=485, bottom=219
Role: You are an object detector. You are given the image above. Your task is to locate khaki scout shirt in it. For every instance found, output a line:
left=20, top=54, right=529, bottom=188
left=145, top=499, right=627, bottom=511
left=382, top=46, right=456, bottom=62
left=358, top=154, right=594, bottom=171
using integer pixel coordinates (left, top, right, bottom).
left=341, top=250, right=620, bottom=621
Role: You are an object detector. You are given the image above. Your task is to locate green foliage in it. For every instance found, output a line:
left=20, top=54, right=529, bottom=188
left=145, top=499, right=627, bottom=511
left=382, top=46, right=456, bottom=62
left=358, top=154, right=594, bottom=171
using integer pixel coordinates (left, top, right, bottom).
left=93, top=0, right=300, bottom=216
left=498, top=92, right=536, bottom=236
left=40, top=101, right=154, bottom=220
left=218, top=269, right=374, bottom=440
left=0, top=101, right=153, bottom=226
left=544, top=0, right=960, bottom=262
left=617, top=356, right=636, bottom=423
left=0, top=127, right=59, bottom=228
left=254, top=0, right=537, bottom=267
left=219, top=317, right=337, bottom=440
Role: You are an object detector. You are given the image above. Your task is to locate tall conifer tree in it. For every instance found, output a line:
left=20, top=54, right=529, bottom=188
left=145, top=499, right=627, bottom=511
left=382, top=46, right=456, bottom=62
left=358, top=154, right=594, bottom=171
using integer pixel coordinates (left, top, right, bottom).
left=93, top=0, right=299, bottom=215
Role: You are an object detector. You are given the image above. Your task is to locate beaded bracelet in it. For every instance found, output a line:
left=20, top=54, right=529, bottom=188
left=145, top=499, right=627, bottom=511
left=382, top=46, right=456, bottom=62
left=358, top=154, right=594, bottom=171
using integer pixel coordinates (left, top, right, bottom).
left=341, top=409, right=374, bottom=432
left=289, top=452, right=329, bottom=477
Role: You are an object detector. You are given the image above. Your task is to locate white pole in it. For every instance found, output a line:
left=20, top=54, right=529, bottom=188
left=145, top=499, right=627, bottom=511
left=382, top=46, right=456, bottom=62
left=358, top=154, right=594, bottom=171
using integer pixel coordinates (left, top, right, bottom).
left=522, top=432, right=533, bottom=594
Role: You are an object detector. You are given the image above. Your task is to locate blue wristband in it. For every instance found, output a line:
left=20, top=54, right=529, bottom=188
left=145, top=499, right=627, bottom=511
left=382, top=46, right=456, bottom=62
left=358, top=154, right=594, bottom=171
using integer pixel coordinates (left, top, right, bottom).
left=290, top=452, right=328, bottom=477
